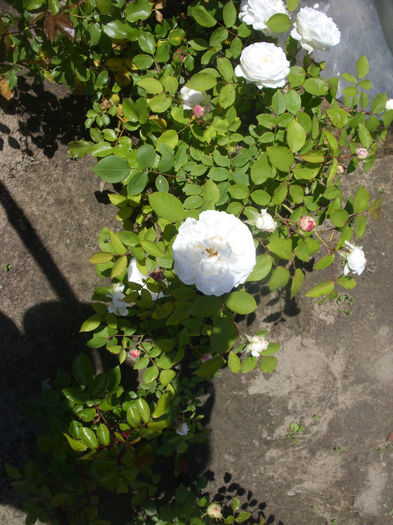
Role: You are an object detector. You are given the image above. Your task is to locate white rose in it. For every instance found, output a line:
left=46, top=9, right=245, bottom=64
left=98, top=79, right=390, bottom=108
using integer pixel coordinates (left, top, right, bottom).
left=180, top=86, right=208, bottom=110
left=128, top=257, right=164, bottom=301
left=239, top=0, right=287, bottom=35
left=172, top=210, right=256, bottom=296
left=291, top=7, right=341, bottom=53
left=107, top=283, right=129, bottom=316
left=343, top=241, right=366, bottom=276
left=246, top=334, right=269, bottom=357
left=235, top=43, right=290, bottom=89
left=176, top=422, right=189, bottom=436
left=254, top=209, right=277, bottom=232
left=385, top=98, right=393, bottom=111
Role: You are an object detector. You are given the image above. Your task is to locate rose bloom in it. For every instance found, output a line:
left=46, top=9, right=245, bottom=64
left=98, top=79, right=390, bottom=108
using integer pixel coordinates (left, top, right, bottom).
left=130, top=349, right=141, bottom=359
left=343, top=241, right=366, bottom=276
left=106, top=283, right=128, bottom=316
left=192, top=104, right=205, bottom=118
left=173, top=210, right=256, bottom=296
left=337, top=165, right=345, bottom=174
left=386, top=98, right=393, bottom=111
left=246, top=334, right=269, bottom=357
left=299, top=216, right=316, bottom=232
left=239, top=0, right=287, bottom=35
left=180, top=86, right=208, bottom=110
left=128, top=257, right=164, bottom=301
left=207, top=503, right=223, bottom=520
left=291, top=7, right=341, bottom=53
left=235, top=42, right=290, bottom=89
left=356, top=147, right=368, bottom=160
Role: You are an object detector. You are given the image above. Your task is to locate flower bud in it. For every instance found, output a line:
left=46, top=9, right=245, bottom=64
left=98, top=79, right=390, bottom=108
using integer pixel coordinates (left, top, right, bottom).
left=385, top=98, right=393, bottom=111
left=130, top=349, right=141, bottom=359
left=207, top=503, right=223, bottom=520
left=176, top=422, right=189, bottom=436
left=356, top=147, right=368, bottom=160
left=254, top=209, right=277, bottom=232
left=201, top=353, right=212, bottom=363
left=192, top=104, right=205, bottom=118
left=299, top=216, right=316, bottom=232
left=172, top=48, right=184, bottom=63
left=150, top=268, right=165, bottom=282
left=337, top=165, right=344, bottom=174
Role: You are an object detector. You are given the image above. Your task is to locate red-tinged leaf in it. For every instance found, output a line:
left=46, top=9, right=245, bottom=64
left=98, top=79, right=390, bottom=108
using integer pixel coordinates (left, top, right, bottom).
left=55, top=14, right=75, bottom=41
left=44, top=15, right=57, bottom=42
left=0, top=77, right=14, bottom=101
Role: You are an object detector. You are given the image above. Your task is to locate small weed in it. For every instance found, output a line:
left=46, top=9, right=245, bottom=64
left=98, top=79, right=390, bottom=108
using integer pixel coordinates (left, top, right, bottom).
left=334, top=446, right=345, bottom=454
left=286, top=422, right=304, bottom=443
left=2, top=263, right=11, bottom=271
left=337, top=293, right=354, bottom=316
left=312, top=414, right=319, bottom=422
left=378, top=186, right=386, bottom=194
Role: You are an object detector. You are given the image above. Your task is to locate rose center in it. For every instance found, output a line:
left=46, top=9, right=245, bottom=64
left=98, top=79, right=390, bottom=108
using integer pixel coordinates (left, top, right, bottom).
left=204, top=247, right=218, bottom=257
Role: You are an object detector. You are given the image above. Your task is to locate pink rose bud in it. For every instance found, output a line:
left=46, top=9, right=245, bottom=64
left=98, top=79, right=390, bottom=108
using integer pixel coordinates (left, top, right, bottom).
left=150, top=268, right=164, bottom=282
left=201, top=353, right=212, bottom=363
left=192, top=104, right=205, bottom=118
left=130, top=349, right=141, bottom=359
left=207, top=503, right=223, bottom=520
left=299, top=216, right=316, bottom=232
left=356, top=147, right=368, bottom=160
left=172, top=49, right=184, bottom=63
left=337, top=165, right=344, bottom=174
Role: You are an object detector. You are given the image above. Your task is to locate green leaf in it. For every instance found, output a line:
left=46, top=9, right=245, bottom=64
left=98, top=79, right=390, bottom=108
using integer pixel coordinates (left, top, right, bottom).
left=330, top=209, right=349, bottom=228
left=160, top=369, right=176, bottom=386
left=203, top=179, right=220, bottom=204
left=247, top=254, right=273, bottom=281
left=139, top=31, right=156, bottom=55
left=353, top=185, right=370, bottom=214
left=5, top=463, right=22, bottom=480
left=97, top=424, right=110, bottom=446
left=137, top=144, right=155, bottom=169
left=149, top=192, right=185, bottom=222
left=143, top=365, right=159, bottom=384
left=125, top=0, right=152, bottom=22
left=358, top=126, right=373, bottom=152
left=72, top=354, right=93, bottom=387
left=89, top=252, right=113, bottom=264
left=210, top=319, right=238, bottom=355
left=228, top=351, right=241, bottom=373
left=80, top=315, right=102, bottom=333
left=300, top=151, right=324, bottom=164
left=368, top=198, right=382, bottom=220
left=186, top=69, right=218, bottom=91
left=152, top=393, right=171, bottom=418
left=226, top=291, right=257, bottom=315
left=341, top=72, right=357, bottom=84
left=287, top=0, right=299, bottom=11
left=156, top=129, right=178, bottom=149
left=48, top=0, right=60, bottom=15
left=259, top=356, right=277, bottom=374
left=290, top=268, right=304, bottom=298
left=127, top=404, right=142, bottom=428
left=103, top=21, right=139, bottom=41
left=337, top=275, right=357, bottom=290
left=93, top=156, right=129, bottom=183
left=111, top=255, right=128, bottom=278
left=219, top=84, right=236, bottom=108
left=272, top=90, right=286, bottom=115
left=326, top=107, right=348, bottom=129
left=266, top=13, right=290, bottom=33
left=271, top=182, right=288, bottom=205
left=223, top=1, right=237, bottom=27
left=241, top=356, right=258, bottom=374
left=251, top=155, right=272, bottom=184
left=141, top=240, right=163, bottom=258
left=250, top=189, right=270, bottom=206
left=217, top=57, right=234, bottom=81
left=303, top=78, right=328, bottom=96
left=78, top=427, right=98, bottom=449
left=267, top=146, right=294, bottom=172
left=356, top=55, right=369, bottom=78
left=267, top=238, right=292, bottom=260
left=305, top=280, right=335, bottom=297
left=63, top=433, right=87, bottom=452
left=137, top=77, right=163, bottom=94
left=24, top=0, right=45, bottom=9
left=287, top=119, right=306, bottom=152
left=288, top=66, right=305, bottom=88
left=191, top=5, right=217, bottom=27
left=355, top=215, right=367, bottom=239
left=194, top=356, right=225, bottom=377
left=371, top=93, right=387, bottom=113
left=127, top=171, right=148, bottom=196
left=268, top=266, right=290, bottom=291
left=68, top=140, right=92, bottom=159
left=136, top=398, right=151, bottom=423
left=314, top=254, right=335, bottom=270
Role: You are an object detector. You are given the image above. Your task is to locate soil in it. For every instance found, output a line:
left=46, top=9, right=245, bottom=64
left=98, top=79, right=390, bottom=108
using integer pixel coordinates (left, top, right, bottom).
left=1, top=79, right=393, bottom=525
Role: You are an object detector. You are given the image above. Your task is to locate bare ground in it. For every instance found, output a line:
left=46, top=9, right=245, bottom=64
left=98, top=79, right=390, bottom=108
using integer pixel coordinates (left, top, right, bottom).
left=1, top=81, right=392, bottom=525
